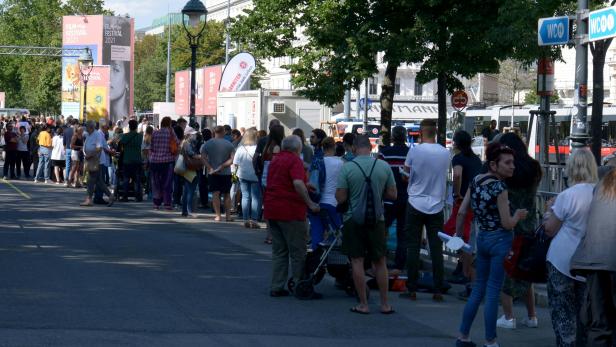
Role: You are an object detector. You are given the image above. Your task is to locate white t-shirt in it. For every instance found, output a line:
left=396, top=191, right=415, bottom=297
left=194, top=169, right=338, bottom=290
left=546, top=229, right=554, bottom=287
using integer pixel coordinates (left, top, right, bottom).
left=547, top=183, right=595, bottom=281
left=405, top=143, right=450, bottom=214
left=321, top=156, right=343, bottom=206
left=51, top=135, right=65, bottom=160
left=233, top=144, right=258, bottom=182
left=83, top=131, right=104, bottom=163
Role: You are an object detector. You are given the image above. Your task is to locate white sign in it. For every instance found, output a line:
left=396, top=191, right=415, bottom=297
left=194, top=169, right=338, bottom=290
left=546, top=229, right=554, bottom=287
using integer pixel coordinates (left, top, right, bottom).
left=219, top=52, right=256, bottom=92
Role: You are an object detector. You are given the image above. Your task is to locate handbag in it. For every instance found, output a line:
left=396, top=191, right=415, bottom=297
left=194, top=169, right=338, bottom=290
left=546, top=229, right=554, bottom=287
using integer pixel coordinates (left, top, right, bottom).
left=504, top=224, right=552, bottom=283
left=84, top=152, right=100, bottom=173
left=174, top=154, right=187, bottom=175
left=185, top=154, right=204, bottom=171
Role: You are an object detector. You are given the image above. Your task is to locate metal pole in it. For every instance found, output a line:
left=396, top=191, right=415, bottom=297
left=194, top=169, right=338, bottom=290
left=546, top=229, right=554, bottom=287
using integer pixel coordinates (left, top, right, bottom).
left=343, top=86, right=351, bottom=117
left=165, top=12, right=172, bottom=102
left=571, top=0, right=589, bottom=148
left=363, top=79, right=369, bottom=134
left=82, top=79, right=88, bottom=122
left=189, top=42, right=198, bottom=126
left=356, top=87, right=360, bottom=119
left=225, top=0, right=231, bottom=64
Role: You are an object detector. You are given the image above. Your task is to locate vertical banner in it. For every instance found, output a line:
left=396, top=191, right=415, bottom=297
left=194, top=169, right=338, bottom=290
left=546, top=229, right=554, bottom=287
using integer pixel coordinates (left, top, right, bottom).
left=80, top=66, right=110, bottom=122
left=0, top=92, right=5, bottom=108
left=62, top=16, right=103, bottom=120
left=195, top=68, right=205, bottom=115
left=219, top=53, right=256, bottom=92
left=203, top=65, right=223, bottom=116
left=175, top=70, right=190, bottom=116
left=103, top=16, right=134, bottom=122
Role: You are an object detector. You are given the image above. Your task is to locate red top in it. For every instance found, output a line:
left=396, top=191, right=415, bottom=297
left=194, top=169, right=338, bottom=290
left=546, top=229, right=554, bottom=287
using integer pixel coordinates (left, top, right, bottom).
left=3, top=131, right=18, bottom=151
left=263, top=150, right=307, bottom=221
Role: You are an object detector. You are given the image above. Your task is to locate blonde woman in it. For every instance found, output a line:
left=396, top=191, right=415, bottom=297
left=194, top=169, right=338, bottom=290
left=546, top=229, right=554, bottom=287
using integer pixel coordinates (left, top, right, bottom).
left=544, top=149, right=598, bottom=347
left=233, top=128, right=261, bottom=228
left=570, top=166, right=616, bottom=346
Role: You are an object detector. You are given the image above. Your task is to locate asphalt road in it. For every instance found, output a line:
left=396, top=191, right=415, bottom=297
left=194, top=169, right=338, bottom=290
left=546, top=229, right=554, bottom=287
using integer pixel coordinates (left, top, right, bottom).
left=0, top=177, right=557, bottom=346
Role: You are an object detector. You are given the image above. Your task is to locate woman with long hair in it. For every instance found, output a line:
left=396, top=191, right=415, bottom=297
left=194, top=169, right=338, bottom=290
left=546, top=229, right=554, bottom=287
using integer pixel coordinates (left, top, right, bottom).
left=570, top=168, right=616, bottom=346
left=180, top=129, right=201, bottom=217
left=233, top=128, right=261, bottom=228
left=69, top=126, right=84, bottom=188
left=142, top=125, right=154, bottom=200
left=456, top=143, right=528, bottom=347
left=544, top=149, right=598, bottom=346
left=261, top=124, right=284, bottom=244
left=51, top=127, right=65, bottom=184
left=496, top=132, right=542, bottom=330
left=450, top=130, right=482, bottom=298
left=149, top=117, right=179, bottom=210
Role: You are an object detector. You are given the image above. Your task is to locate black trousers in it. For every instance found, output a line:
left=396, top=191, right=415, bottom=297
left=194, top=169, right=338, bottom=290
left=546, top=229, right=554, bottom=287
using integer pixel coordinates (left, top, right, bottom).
left=581, top=271, right=616, bottom=347
left=30, top=151, right=39, bottom=177
left=3, top=150, right=17, bottom=178
left=199, top=171, right=209, bottom=207
left=122, top=163, right=143, bottom=200
left=384, top=199, right=407, bottom=270
left=16, top=151, right=30, bottom=177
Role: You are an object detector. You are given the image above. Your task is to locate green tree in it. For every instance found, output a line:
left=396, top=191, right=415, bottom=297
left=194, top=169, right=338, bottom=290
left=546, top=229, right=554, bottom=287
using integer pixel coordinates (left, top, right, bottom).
left=524, top=86, right=560, bottom=104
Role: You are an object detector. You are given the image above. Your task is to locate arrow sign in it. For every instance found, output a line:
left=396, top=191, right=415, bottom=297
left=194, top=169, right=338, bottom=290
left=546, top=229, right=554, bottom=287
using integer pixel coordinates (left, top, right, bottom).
left=589, top=6, right=616, bottom=42
left=538, top=16, right=570, bottom=46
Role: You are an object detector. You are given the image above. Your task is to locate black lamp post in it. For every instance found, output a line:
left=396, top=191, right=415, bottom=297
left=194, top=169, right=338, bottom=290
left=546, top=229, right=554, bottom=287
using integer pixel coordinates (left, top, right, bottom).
left=182, top=0, right=208, bottom=127
left=78, top=47, right=93, bottom=121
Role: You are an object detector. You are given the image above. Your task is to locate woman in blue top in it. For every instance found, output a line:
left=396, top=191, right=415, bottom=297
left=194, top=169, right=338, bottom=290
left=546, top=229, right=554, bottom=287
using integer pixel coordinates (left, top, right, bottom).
left=455, top=143, right=529, bottom=347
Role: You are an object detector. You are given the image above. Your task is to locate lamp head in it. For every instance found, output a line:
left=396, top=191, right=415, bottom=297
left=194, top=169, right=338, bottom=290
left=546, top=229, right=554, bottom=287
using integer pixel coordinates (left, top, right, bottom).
left=78, top=48, right=93, bottom=73
left=182, top=0, right=207, bottom=28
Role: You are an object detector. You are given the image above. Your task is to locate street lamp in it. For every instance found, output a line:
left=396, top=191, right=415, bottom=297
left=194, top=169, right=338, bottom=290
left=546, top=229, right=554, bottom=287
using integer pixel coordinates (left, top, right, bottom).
left=182, top=0, right=208, bottom=127
left=78, top=47, right=93, bottom=121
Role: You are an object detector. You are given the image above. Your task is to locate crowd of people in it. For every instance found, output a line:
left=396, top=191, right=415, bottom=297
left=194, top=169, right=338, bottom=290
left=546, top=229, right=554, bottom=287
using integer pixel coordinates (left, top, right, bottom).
left=3, top=114, right=616, bottom=347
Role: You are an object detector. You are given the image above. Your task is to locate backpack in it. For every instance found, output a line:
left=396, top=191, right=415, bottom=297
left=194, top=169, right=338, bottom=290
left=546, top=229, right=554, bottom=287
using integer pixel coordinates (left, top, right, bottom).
left=350, top=159, right=382, bottom=225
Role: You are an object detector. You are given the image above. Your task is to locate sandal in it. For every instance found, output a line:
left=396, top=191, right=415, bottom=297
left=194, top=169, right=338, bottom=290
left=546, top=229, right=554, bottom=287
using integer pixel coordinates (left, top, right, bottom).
left=350, top=306, right=370, bottom=315
left=380, top=306, right=395, bottom=314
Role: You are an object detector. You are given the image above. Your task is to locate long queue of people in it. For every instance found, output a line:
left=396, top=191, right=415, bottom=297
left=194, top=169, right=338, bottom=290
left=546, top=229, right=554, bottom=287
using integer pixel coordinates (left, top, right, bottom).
left=3, top=115, right=616, bottom=347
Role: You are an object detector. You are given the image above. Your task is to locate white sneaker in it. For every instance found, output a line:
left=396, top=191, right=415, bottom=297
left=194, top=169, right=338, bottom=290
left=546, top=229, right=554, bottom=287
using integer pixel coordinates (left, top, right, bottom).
left=520, top=316, right=538, bottom=328
left=33, top=179, right=39, bottom=183
left=44, top=179, right=49, bottom=184
left=496, top=315, right=516, bottom=329
left=64, top=182, right=69, bottom=187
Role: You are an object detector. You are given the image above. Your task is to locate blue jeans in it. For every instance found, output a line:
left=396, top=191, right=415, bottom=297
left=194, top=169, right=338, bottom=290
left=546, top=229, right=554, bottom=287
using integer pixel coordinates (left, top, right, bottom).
left=95, top=164, right=108, bottom=201
left=65, top=148, right=72, bottom=175
left=108, top=164, right=116, bottom=187
left=459, top=229, right=513, bottom=341
left=182, top=176, right=198, bottom=215
left=307, top=203, right=341, bottom=250
left=239, top=179, right=261, bottom=222
left=35, top=147, right=51, bottom=180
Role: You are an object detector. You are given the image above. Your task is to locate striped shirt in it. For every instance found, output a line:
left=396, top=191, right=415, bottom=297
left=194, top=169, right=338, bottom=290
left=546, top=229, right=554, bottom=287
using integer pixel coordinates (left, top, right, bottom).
left=149, top=127, right=178, bottom=164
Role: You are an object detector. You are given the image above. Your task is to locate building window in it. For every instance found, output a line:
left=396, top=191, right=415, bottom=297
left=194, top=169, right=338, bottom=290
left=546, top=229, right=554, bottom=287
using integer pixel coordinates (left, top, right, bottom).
left=369, top=78, right=378, bottom=95
left=395, top=78, right=401, bottom=95
left=414, top=80, right=423, bottom=96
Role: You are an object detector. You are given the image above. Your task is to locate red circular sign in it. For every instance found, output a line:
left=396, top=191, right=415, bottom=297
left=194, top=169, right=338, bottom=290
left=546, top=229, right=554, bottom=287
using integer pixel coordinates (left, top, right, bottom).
left=372, top=128, right=378, bottom=135
left=451, top=90, right=468, bottom=110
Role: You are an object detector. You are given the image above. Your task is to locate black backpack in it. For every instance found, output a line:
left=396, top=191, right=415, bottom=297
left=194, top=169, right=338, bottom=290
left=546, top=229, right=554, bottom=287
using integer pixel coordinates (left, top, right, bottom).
left=350, top=159, right=382, bottom=225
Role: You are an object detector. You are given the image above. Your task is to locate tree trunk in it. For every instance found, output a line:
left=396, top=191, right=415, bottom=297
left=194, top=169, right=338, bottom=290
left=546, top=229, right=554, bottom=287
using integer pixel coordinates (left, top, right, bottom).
left=437, top=72, right=447, bottom=146
left=590, top=38, right=612, bottom=165
left=380, top=61, right=398, bottom=146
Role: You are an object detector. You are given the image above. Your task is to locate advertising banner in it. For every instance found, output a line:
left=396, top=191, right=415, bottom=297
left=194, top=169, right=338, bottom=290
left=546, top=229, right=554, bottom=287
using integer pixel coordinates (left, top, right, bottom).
left=103, top=16, right=134, bottom=122
left=219, top=52, right=256, bottom=92
left=175, top=70, right=190, bottom=116
left=61, top=16, right=103, bottom=119
left=80, top=66, right=110, bottom=122
left=195, top=68, right=205, bottom=115
left=203, top=65, right=223, bottom=116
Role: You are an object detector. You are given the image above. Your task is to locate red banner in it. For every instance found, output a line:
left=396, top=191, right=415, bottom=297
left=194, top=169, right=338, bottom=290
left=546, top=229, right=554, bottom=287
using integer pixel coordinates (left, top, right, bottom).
left=203, top=65, right=222, bottom=116
left=175, top=70, right=190, bottom=116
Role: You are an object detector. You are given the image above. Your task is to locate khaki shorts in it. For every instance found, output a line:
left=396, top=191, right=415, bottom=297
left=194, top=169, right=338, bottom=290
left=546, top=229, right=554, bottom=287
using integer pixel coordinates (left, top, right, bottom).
left=342, top=219, right=387, bottom=262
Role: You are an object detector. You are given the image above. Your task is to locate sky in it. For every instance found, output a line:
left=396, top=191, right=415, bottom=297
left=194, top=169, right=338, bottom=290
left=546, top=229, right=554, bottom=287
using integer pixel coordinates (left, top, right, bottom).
left=104, top=0, right=182, bottom=29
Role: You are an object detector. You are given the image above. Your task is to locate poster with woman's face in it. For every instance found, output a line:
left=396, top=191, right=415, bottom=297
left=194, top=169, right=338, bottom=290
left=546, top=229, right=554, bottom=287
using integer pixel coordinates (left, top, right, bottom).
left=103, top=16, right=133, bottom=122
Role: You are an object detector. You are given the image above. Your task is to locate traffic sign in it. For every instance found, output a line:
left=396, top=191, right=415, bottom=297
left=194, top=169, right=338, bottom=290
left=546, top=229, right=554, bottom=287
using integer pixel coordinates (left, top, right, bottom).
left=451, top=90, right=468, bottom=111
left=537, top=16, right=570, bottom=46
left=359, top=98, right=372, bottom=110
left=589, top=6, right=616, bottom=42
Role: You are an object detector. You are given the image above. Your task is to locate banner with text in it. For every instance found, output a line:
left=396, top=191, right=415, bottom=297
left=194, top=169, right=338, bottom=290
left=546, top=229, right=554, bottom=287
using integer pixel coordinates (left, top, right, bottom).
left=219, top=53, right=256, bottom=92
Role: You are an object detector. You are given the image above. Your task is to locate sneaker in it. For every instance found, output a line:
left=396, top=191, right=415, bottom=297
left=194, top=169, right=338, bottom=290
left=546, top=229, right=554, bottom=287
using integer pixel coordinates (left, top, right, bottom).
left=63, top=182, right=69, bottom=187
left=33, top=179, right=39, bottom=183
left=456, top=340, right=477, bottom=347
left=520, top=316, right=538, bottom=328
left=496, top=315, right=516, bottom=329
left=2, top=176, right=7, bottom=180
left=44, top=179, right=49, bottom=184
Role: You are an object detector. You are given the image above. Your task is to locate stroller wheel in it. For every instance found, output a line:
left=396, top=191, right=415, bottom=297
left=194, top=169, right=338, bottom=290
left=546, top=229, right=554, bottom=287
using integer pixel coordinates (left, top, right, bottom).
left=294, top=279, right=314, bottom=300
left=287, top=278, right=295, bottom=293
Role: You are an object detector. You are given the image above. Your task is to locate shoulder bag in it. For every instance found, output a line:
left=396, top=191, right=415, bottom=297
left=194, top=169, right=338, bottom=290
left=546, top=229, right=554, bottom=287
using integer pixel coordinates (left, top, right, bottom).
left=504, top=224, right=552, bottom=283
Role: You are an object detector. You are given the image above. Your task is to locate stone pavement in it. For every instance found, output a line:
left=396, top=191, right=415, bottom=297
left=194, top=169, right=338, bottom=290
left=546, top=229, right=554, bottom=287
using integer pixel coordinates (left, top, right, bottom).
left=0, top=177, right=557, bottom=346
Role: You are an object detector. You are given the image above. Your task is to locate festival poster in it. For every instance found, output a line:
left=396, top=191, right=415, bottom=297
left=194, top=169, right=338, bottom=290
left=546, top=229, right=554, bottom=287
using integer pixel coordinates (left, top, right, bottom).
left=79, top=66, right=110, bottom=122
left=203, top=65, right=223, bottom=116
left=103, top=16, right=134, bottom=122
left=62, top=16, right=103, bottom=120
left=175, top=70, right=190, bottom=116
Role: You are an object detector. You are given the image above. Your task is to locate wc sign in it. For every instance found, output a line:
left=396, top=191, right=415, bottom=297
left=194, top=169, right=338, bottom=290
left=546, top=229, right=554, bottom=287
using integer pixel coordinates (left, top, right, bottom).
left=538, top=16, right=570, bottom=46
left=589, top=6, right=616, bottom=42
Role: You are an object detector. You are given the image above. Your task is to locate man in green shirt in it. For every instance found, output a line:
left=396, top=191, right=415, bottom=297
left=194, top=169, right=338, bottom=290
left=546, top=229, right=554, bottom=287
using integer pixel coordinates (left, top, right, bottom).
left=336, top=134, right=397, bottom=314
left=119, top=119, right=144, bottom=202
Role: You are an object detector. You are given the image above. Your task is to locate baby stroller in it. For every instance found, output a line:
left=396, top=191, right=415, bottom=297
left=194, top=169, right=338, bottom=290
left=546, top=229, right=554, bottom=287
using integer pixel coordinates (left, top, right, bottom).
left=289, top=212, right=369, bottom=300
